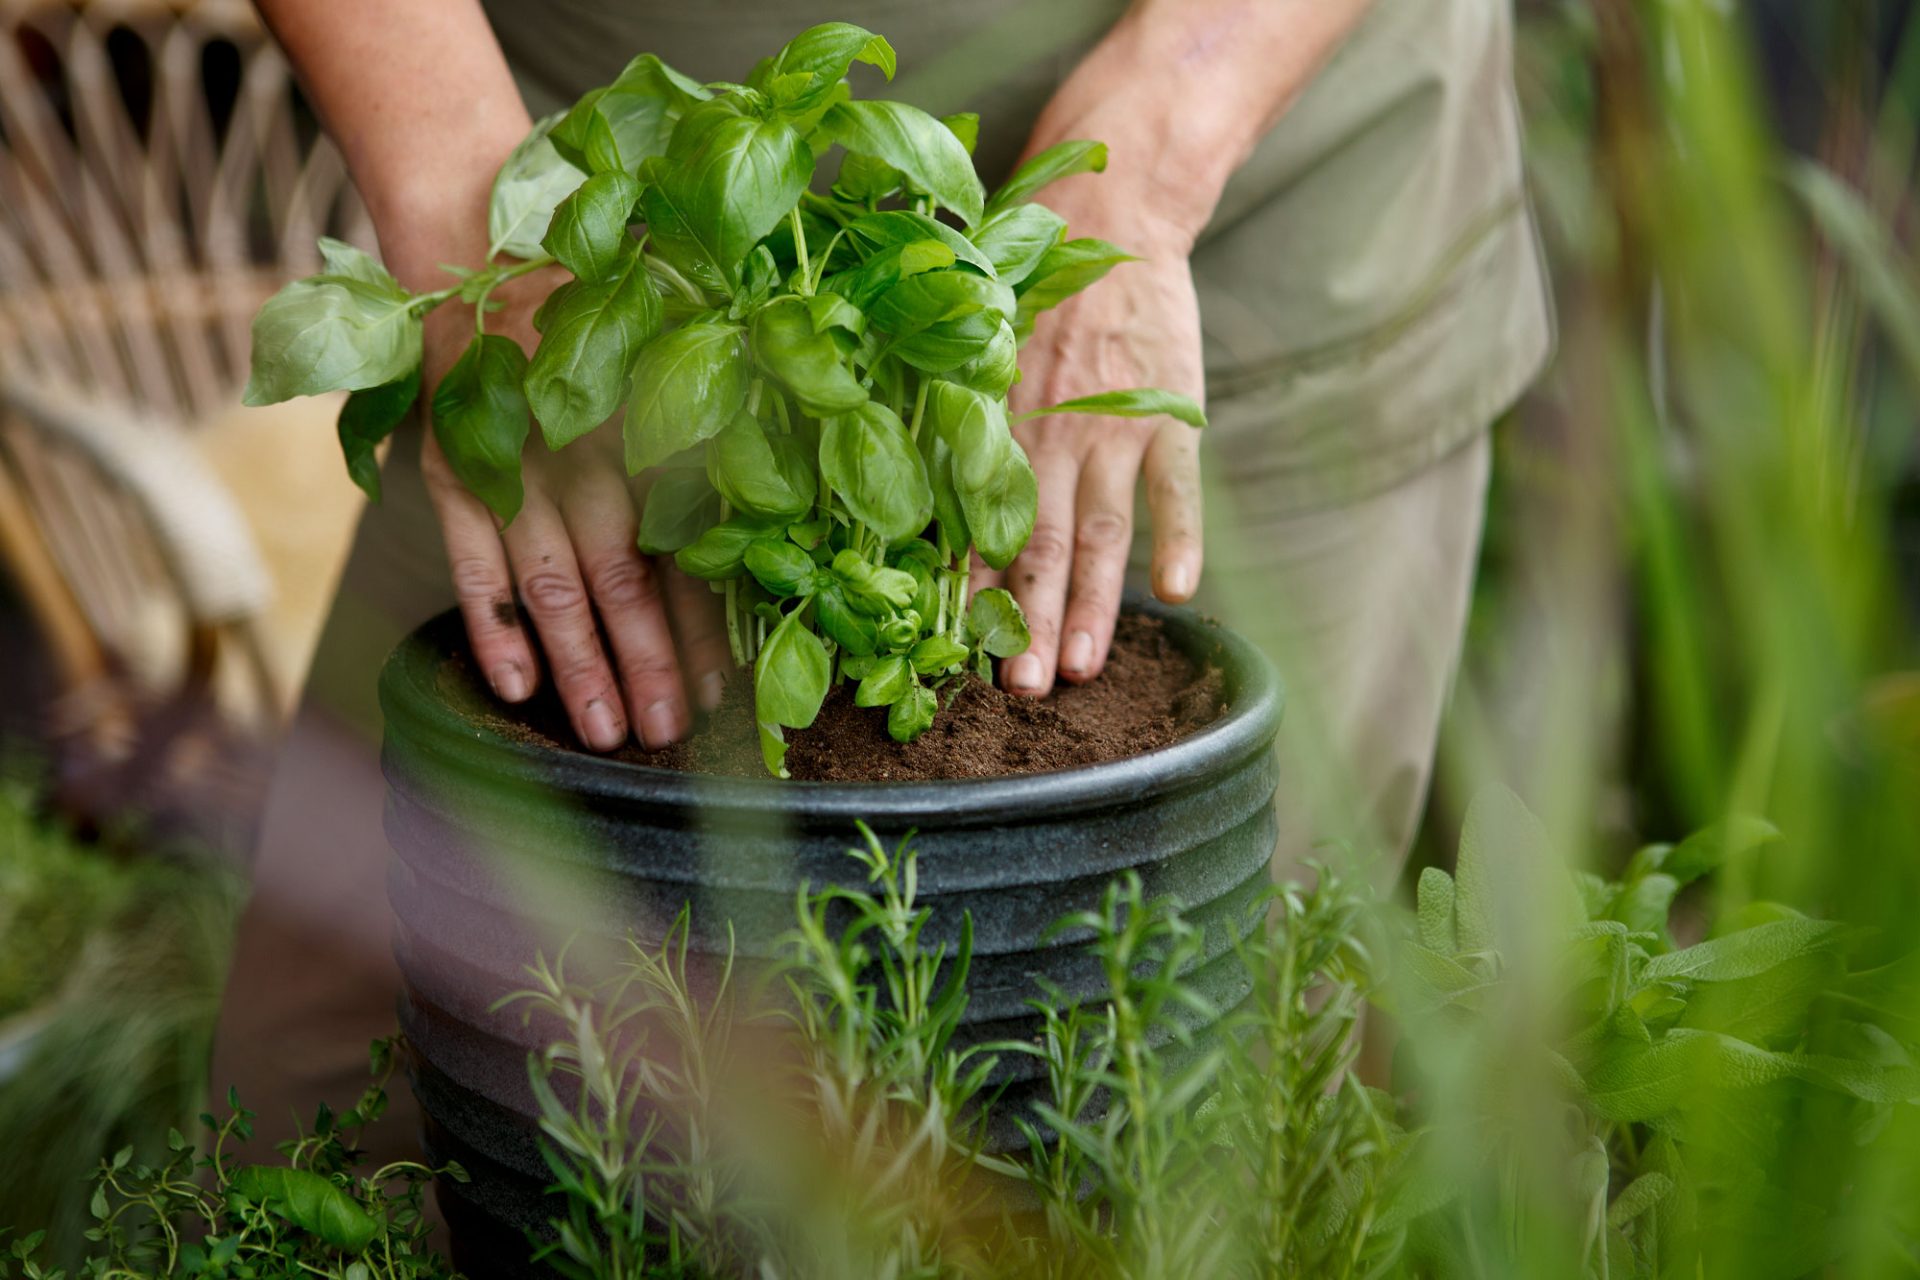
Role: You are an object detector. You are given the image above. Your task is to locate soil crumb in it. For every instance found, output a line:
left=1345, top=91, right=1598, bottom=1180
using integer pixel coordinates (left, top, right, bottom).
left=455, top=613, right=1227, bottom=782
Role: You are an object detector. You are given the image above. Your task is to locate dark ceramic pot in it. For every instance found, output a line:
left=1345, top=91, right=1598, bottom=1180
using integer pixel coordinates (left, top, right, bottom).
left=378, top=599, right=1282, bottom=1273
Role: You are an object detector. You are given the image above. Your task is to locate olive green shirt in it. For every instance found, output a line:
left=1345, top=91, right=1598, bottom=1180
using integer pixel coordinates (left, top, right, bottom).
left=482, top=0, right=1552, bottom=515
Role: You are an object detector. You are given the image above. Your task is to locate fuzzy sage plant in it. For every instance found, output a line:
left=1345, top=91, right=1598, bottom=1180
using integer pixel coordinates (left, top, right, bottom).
left=243, top=22, right=1205, bottom=775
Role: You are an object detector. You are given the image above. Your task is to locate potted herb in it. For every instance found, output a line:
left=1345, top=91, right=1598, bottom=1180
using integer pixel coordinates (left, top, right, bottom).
left=244, top=24, right=1284, bottom=1263
left=244, top=21, right=1206, bottom=778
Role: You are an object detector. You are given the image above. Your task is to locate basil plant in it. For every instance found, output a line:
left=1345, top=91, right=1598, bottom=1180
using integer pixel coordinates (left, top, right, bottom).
left=244, top=23, right=1205, bottom=776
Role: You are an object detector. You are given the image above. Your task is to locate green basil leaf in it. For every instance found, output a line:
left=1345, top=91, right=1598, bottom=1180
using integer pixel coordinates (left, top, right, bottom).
left=942, top=112, right=980, bottom=156
left=806, top=292, right=866, bottom=336
left=818, top=99, right=985, bottom=227
left=854, top=654, right=912, bottom=707
left=316, top=237, right=401, bottom=290
left=833, top=151, right=902, bottom=203
left=924, top=434, right=970, bottom=551
left=674, top=515, right=773, bottom=580
left=489, top=114, right=587, bottom=260
left=910, top=634, right=969, bottom=675
left=841, top=654, right=880, bottom=679
left=542, top=170, right=640, bottom=282
left=871, top=270, right=1015, bottom=338
left=939, top=318, right=1018, bottom=396
left=229, top=1167, right=379, bottom=1253
left=1016, top=238, right=1137, bottom=315
left=758, top=720, right=791, bottom=777
left=1020, top=387, right=1207, bottom=428
left=819, top=402, right=932, bottom=545
left=823, top=240, right=956, bottom=312
left=526, top=243, right=664, bottom=447
left=966, top=587, right=1031, bottom=658
left=963, top=444, right=1037, bottom=571
left=756, top=608, right=830, bottom=728
left=335, top=367, right=419, bottom=503
left=732, top=245, right=782, bottom=317
left=750, top=296, right=869, bottom=415
left=887, top=683, right=937, bottom=742
left=845, top=210, right=997, bottom=276
left=831, top=549, right=916, bottom=615
left=641, top=104, right=812, bottom=293
left=624, top=321, right=749, bottom=472
left=788, top=515, right=832, bottom=549
left=430, top=334, right=530, bottom=523
left=551, top=54, right=708, bottom=175
left=744, top=537, right=818, bottom=598
left=708, top=410, right=815, bottom=520
left=636, top=468, right=720, bottom=554
left=243, top=275, right=421, bottom=405
left=969, top=203, right=1068, bottom=287
left=763, top=23, right=896, bottom=111
left=815, top=584, right=879, bottom=655
left=987, top=139, right=1108, bottom=215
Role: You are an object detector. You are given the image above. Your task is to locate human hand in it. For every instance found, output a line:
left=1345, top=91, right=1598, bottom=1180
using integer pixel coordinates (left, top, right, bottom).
left=418, top=272, right=731, bottom=751
left=975, top=192, right=1205, bottom=697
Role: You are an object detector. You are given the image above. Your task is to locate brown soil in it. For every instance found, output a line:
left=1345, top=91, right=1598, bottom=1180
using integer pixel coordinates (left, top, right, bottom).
left=456, top=612, right=1227, bottom=782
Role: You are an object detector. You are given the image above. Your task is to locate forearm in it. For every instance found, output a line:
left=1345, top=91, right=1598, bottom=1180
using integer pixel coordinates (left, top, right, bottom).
left=253, top=0, right=530, bottom=289
left=1035, top=0, right=1374, bottom=245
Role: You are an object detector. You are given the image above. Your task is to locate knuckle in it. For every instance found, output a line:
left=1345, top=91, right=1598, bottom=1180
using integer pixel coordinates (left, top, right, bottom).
left=587, top=554, right=662, bottom=613
left=1075, top=510, right=1131, bottom=556
left=450, top=555, right=510, bottom=606
left=1020, top=524, right=1070, bottom=571
left=519, top=568, right=590, bottom=618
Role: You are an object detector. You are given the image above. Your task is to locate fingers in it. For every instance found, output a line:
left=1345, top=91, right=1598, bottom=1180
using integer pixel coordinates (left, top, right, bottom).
left=560, top=472, right=692, bottom=750
left=662, top=565, right=733, bottom=714
left=1000, top=449, right=1078, bottom=698
left=1056, top=444, right=1139, bottom=684
left=1143, top=419, right=1203, bottom=603
left=500, top=497, right=630, bottom=752
left=424, top=444, right=540, bottom=706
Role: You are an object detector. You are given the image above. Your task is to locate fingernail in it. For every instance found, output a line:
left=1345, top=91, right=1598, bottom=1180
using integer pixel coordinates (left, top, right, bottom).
left=1161, top=562, right=1193, bottom=601
left=698, top=670, right=727, bottom=712
left=581, top=699, right=623, bottom=751
left=490, top=662, right=530, bottom=702
left=1005, top=654, right=1046, bottom=695
left=640, top=699, right=680, bottom=750
left=1061, top=630, right=1093, bottom=676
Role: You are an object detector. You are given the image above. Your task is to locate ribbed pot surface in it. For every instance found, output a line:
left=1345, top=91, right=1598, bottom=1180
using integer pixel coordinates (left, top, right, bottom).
left=378, top=600, right=1283, bottom=1273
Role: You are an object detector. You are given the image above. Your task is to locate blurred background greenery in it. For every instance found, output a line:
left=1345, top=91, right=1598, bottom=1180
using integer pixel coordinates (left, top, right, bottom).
left=3, top=0, right=1919, bottom=1274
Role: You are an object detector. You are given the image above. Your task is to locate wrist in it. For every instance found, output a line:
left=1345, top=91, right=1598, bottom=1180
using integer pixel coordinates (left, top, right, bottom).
left=361, top=122, right=532, bottom=291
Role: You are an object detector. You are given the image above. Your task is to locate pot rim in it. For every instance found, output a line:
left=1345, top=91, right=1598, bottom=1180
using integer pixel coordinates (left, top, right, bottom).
left=380, top=596, right=1283, bottom=823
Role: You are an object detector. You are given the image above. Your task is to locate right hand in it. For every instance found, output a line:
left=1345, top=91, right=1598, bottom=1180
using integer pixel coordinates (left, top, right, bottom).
left=418, top=269, right=732, bottom=752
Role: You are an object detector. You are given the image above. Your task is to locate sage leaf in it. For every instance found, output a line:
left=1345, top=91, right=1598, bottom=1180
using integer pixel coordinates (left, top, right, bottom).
left=625, top=321, right=749, bottom=473
left=542, top=170, right=641, bottom=282
left=526, top=243, right=664, bottom=447
left=1642, top=917, right=1843, bottom=984
left=819, top=402, right=932, bottom=544
left=818, top=99, right=985, bottom=226
left=1415, top=867, right=1458, bottom=954
left=335, top=367, right=419, bottom=503
left=430, top=334, right=530, bottom=523
left=987, top=139, right=1108, bottom=215
left=489, top=114, right=586, bottom=260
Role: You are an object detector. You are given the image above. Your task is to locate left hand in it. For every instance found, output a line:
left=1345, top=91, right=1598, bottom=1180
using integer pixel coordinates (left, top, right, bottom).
left=976, top=191, right=1206, bottom=696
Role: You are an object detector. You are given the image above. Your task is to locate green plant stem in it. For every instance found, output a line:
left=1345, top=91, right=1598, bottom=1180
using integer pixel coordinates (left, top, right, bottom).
left=790, top=207, right=813, bottom=295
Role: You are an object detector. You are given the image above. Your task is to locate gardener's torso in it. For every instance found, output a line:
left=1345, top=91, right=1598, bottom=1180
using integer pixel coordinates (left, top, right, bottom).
left=482, top=0, right=1551, bottom=511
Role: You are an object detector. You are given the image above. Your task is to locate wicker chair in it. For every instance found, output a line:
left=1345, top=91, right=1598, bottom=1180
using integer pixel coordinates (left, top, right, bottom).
left=0, top=0, right=374, bottom=838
